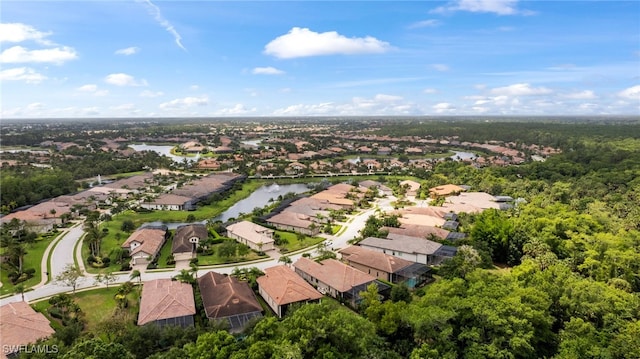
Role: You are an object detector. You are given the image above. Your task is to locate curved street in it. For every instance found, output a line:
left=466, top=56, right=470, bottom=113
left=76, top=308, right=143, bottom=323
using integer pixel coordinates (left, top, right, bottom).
left=0, top=196, right=396, bottom=306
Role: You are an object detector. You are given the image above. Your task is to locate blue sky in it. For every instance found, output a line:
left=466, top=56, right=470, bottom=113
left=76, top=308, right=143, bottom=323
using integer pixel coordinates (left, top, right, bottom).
left=1, top=0, right=639, bottom=118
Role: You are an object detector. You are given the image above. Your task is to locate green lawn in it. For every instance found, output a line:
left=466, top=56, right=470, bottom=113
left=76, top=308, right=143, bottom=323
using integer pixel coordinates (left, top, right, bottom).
left=196, top=242, right=267, bottom=266
left=0, top=233, right=57, bottom=296
left=155, top=238, right=176, bottom=269
left=32, top=286, right=140, bottom=332
left=276, top=231, right=326, bottom=253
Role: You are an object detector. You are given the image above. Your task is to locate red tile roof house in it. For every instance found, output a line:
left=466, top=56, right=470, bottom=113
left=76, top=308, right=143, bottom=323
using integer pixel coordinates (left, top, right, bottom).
left=121, top=227, right=167, bottom=266
left=293, top=257, right=388, bottom=306
left=197, top=271, right=263, bottom=332
left=225, top=220, right=275, bottom=252
left=266, top=211, right=320, bottom=236
left=359, top=234, right=456, bottom=266
left=0, top=301, right=55, bottom=359
left=140, top=193, right=193, bottom=211
left=137, top=279, right=196, bottom=328
left=339, top=246, right=431, bottom=289
left=172, top=224, right=207, bottom=261
left=257, top=265, right=323, bottom=318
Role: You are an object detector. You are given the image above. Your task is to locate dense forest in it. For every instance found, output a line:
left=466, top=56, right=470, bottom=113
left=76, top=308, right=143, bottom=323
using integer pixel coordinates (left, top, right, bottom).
left=16, top=119, right=640, bottom=359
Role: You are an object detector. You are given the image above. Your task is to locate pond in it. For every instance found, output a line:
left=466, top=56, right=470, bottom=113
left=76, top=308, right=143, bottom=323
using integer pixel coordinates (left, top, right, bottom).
left=129, top=144, right=195, bottom=163
left=140, top=183, right=310, bottom=229
left=450, top=151, right=477, bottom=161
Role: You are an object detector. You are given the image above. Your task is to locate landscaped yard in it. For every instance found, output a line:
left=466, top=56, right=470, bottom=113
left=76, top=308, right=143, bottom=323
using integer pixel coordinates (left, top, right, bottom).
left=32, top=285, right=140, bottom=332
left=83, top=180, right=267, bottom=272
left=275, top=231, right=326, bottom=253
left=196, top=241, right=267, bottom=266
left=155, top=238, right=176, bottom=269
left=0, top=233, right=57, bottom=296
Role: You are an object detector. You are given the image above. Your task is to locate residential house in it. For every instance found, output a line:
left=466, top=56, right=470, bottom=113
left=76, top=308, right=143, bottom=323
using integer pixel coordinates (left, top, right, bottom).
left=198, top=271, right=263, bottom=332
left=358, top=234, right=454, bottom=266
left=340, top=246, right=431, bottom=289
left=0, top=301, right=55, bottom=359
left=358, top=180, right=393, bottom=196
left=294, top=257, right=387, bottom=305
left=400, top=180, right=421, bottom=197
left=226, top=220, right=275, bottom=252
left=429, top=184, right=466, bottom=198
left=172, top=224, right=207, bottom=261
left=122, top=227, right=167, bottom=265
left=137, top=279, right=196, bottom=327
left=266, top=211, right=320, bottom=236
left=140, top=194, right=193, bottom=211
left=257, top=265, right=323, bottom=318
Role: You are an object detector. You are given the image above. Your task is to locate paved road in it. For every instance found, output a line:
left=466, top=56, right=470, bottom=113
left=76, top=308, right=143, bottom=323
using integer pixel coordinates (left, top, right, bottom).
left=0, top=196, right=397, bottom=306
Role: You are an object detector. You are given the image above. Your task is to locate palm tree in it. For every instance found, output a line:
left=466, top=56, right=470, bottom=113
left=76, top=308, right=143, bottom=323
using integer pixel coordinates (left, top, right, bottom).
left=278, top=255, right=292, bottom=266
left=10, top=244, right=27, bottom=274
left=84, top=223, right=105, bottom=257
left=173, top=269, right=195, bottom=284
left=14, top=283, right=26, bottom=301
left=130, top=269, right=142, bottom=284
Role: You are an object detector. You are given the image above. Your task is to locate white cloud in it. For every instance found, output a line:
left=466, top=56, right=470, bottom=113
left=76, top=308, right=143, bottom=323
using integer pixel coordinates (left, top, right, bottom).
left=252, top=66, right=285, bottom=75
left=374, top=94, right=403, bottom=102
left=77, top=84, right=97, bottom=92
left=141, top=0, right=186, bottom=51
left=564, top=90, right=596, bottom=99
left=0, top=23, right=52, bottom=44
left=214, top=104, right=256, bottom=115
left=618, top=85, right=640, bottom=100
left=433, top=102, right=456, bottom=113
left=104, top=73, right=148, bottom=86
left=490, top=83, right=552, bottom=96
left=423, top=88, right=438, bottom=94
left=0, top=67, right=47, bottom=83
left=408, top=19, right=441, bottom=29
left=273, top=94, right=422, bottom=116
left=76, top=84, right=108, bottom=96
left=159, top=95, right=209, bottom=109
left=140, top=90, right=164, bottom=97
left=432, top=0, right=529, bottom=15
left=115, top=46, right=139, bottom=55
left=431, top=64, right=450, bottom=72
left=189, top=85, right=200, bottom=91
left=0, top=45, right=77, bottom=64
left=264, top=27, right=391, bottom=59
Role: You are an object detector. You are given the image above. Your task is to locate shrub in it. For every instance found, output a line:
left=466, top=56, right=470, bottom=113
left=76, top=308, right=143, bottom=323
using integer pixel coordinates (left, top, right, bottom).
left=120, top=264, right=131, bottom=271
left=102, top=257, right=111, bottom=265
left=87, top=255, right=96, bottom=264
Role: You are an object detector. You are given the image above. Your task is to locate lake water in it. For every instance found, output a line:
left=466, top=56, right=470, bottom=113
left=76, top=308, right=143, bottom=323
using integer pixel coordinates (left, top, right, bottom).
left=129, top=144, right=194, bottom=163
left=450, top=151, right=477, bottom=161
left=140, top=183, right=310, bottom=229
left=241, top=139, right=263, bottom=147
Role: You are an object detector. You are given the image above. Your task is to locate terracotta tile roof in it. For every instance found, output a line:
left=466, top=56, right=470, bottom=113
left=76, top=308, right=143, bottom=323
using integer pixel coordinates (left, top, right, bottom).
left=0, top=301, right=55, bottom=358
left=294, top=258, right=376, bottom=293
left=197, top=271, right=262, bottom=320
left=122, top=227, right=166, bottom=257
left=257, top=265, right=322, bottom=306
left=360, top=235, right=442, bottom=255
left=226, top=221, right=274, bottom=246
left=267, top=211, right=314, bottom=230
left=173, top=224, right=208, bottom=253
left=384, top=224, right=450, bottom=240
left=289, top=197, right=343, bottom=211
left=397, top=214, right=446, bottom=227
left=145, top=193, right=192, bottom=206
left=138, top=279, right=196, bottom=325
left=429, top=184, right=466, bottom=197
left=340, top=246, right=414, bottom=274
